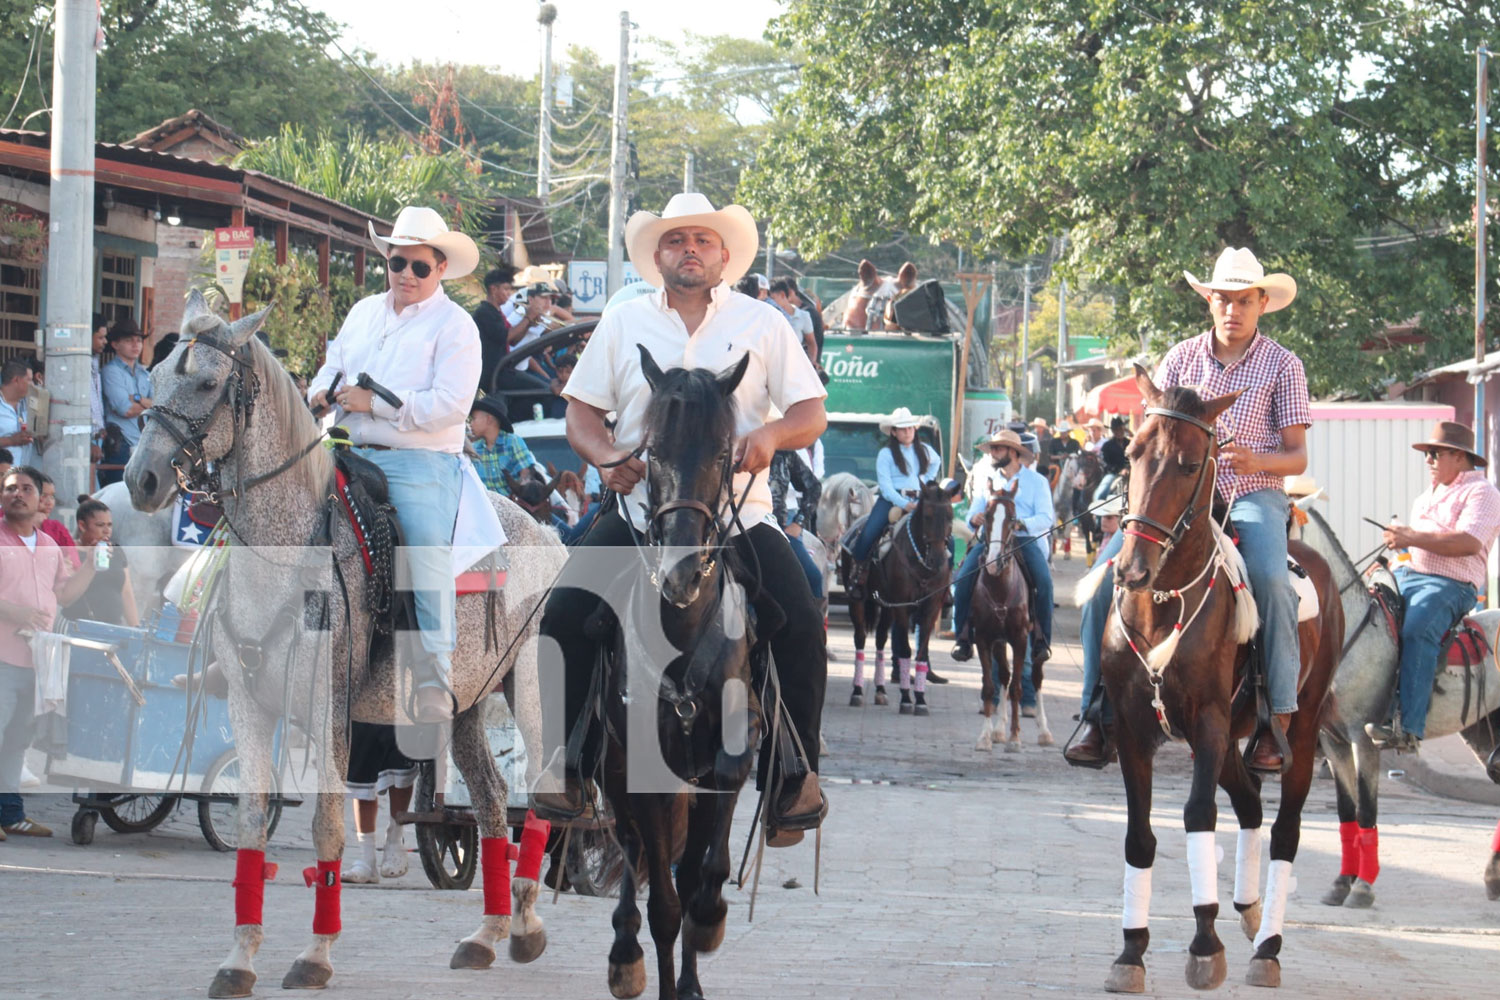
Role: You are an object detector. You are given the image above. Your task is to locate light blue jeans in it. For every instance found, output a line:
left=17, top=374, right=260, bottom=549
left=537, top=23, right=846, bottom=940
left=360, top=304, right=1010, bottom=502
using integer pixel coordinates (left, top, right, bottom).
left=356, top=448, right=463, bottom=674
left=1394, top=567, right=1477, bottom=739
left=0, top=663, right=36, bottom=823
left=1080, top=488, right=1301, bottom=715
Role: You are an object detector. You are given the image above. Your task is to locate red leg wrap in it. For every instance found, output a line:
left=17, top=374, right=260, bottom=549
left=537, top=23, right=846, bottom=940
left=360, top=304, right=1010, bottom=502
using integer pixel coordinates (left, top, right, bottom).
left=233, top=849, right=277, bottom=927
left=1357, top=827, right=1380, bottom=884
left=517, top=811, right=552, bottom=882
left=480, top=837, right=512, bottom=916
left=1491, top=819, right=1500, bottom=854
left=1338, top=821, right=1360, bottom=877
left=300, top=860, right=341, bottom=935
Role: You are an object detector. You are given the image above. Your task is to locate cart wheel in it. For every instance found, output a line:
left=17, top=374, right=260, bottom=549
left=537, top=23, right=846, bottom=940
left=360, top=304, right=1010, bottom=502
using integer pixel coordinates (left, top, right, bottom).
left=198, top=749, right=284, bottom=853
left=417, top=822, right=478, bottom=890
left=565, top=823, right=635, bottom=898
left=70, top=809, right=97, bottom=846
left=98, top=794, right=179, bottom=834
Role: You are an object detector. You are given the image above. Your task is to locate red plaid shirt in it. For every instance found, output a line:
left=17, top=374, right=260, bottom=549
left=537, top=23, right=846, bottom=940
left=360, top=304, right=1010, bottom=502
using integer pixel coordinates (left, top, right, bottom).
left=1408, top=469, right=1500, bottom=589
left=1155, top=330, right=1312, bottom=503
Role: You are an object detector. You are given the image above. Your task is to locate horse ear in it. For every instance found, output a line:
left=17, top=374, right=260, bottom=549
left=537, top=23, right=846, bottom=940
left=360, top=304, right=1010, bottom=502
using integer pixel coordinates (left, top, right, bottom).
left=718, top=352, right=751, bottom=396
left=545, top=461, right=557, bottom=477
left=1201, top=389, right=1243, bottom=426
left=638, top=344, right=666, bottom=390
left=225, top=303, right=274, bottom=349
left=502, top=470, right=521, bottom=495
left=1133, top=363, right=1161, bottom=406
left=1008, top=479, right=1020, bottom=496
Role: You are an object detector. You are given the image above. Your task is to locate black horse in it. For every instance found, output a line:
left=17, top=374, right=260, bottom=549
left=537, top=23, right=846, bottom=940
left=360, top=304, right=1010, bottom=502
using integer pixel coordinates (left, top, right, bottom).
left=600, top=347, right=763, bottom=1000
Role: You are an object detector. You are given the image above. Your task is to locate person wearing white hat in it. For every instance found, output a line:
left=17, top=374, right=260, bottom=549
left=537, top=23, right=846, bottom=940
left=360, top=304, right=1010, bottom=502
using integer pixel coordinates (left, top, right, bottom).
left=845, top=406, right=942, bottom=571
left=1068, top=246, right=1311, bottom=772
left=307, top=206, right=485, bottom=725
left=534, top=193, right=830, bottom=845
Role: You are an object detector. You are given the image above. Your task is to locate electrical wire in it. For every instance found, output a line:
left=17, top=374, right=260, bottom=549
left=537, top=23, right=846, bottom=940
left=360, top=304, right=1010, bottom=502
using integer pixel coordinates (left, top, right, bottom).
left=0, top=13, right=45, bottom=131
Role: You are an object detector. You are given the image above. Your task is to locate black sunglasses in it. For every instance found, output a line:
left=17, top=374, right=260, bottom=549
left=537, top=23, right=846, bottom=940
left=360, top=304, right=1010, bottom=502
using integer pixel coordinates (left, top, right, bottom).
left=388, top=255, right=434, bottom=279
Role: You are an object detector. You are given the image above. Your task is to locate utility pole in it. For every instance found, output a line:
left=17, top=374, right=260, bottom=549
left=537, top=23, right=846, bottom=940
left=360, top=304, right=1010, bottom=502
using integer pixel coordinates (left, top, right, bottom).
left=605, top=10, right=630, bottom=296
left=1055, top=276, right=1068, bottom=425
left=41, top=0, right=97, bottom=523
left=683, top=152, right=695, bottom=193
left=764, top=233, right=774, bottom=282
left=1019, top=264, right=1032, bottom=419
left=535, top=3, right=557, bottom=204
left=1476, top=43, right=1490, bottom=456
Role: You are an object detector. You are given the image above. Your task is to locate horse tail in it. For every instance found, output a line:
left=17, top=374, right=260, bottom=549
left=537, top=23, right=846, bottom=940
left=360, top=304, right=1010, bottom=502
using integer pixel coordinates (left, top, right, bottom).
left=1074, top=556, right=1112, bottom=607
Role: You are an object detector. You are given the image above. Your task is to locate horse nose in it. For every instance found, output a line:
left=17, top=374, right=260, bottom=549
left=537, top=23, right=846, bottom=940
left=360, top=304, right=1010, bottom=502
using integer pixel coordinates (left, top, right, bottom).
left=1116, top=560, right=1151, bottom=591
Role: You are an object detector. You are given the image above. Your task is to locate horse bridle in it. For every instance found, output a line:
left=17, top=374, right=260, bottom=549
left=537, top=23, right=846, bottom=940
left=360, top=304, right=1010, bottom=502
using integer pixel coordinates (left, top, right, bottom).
left=1119, top=406, right=1220, bottom=554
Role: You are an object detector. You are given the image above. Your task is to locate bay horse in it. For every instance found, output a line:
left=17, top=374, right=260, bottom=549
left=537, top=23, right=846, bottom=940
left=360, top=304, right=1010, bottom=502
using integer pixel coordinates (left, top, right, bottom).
left=1095, top=368, right=1342, bottom=993
left=1294, top=506, right=1500, bottom=908
left=124, top=291, right=567, bottom=996
left=597, top=347, right=761, bottom=1000
left=972, top=482, right=1053, bottom=750
left=843, top=480, right=953, bottom=715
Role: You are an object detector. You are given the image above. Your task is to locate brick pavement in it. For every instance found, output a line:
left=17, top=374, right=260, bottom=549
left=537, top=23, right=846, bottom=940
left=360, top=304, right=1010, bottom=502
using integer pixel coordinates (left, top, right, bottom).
left=2, top=549, right=1498, bottom=998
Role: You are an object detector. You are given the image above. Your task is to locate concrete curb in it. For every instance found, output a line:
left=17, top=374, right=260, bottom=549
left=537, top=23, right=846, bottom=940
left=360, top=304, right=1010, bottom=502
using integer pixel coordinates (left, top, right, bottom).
left=1397, top=751, right=1500, bottom=807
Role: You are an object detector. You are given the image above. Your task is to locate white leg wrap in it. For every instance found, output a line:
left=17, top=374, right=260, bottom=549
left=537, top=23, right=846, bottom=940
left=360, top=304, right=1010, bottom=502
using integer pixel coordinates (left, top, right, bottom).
left=898, top=658, right=912, bottom=690
left=1252, top=860, right=1293, bottom=949
left=853, top=652, right=865, bottom=688
left=1233, top=828, right=1263, bottom=907
left=1122, top=864, right=1153, bottom=930
left=1186, top=831, right=1218, bottom=908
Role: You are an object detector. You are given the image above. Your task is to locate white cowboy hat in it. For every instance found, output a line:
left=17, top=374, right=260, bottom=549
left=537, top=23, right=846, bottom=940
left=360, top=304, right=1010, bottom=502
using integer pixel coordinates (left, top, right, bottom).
left=1097, top=493, right=1127, bottom=518
left=879, top=406, right=923, bottom=435
left=1184, top=247, right=1297, bottom=313
left=515, top=264, right=561, bottom=290
left=624, top=192, right=759, bottom=288
left=1283, top=474, right=1329, bottom=500
left=368, top=206, right=480, bottom=280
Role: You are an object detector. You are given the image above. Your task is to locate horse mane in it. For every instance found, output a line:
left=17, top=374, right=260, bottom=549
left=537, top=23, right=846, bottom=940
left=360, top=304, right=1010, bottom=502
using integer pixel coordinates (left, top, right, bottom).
left=643, top=365, right=738, bottom=451
left=241, top=333, right=333, bottom=496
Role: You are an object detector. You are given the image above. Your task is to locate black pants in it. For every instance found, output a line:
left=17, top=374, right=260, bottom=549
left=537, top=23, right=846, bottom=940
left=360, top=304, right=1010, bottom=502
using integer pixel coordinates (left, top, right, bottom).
left=540, top=509, right=826, bottom=775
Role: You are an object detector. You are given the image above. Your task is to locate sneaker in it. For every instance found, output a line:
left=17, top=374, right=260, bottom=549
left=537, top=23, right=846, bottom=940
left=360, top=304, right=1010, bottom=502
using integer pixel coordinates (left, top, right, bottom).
left=19, top=762, right=40, bottom=788
left=2, top=818, right=53, bottom=838
left=379, top=838, right=409, bottom=879
left=342, top=858, right=379, bottom=884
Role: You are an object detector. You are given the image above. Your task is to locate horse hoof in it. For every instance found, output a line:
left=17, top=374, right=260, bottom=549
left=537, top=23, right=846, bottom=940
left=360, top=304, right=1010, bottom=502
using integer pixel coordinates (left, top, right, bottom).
left=1185, top=950, right=1227, bottom=991
left=509, top=928, right=548, bottom=964
left=1037, top=732, right=1055, bottom=747
left=1344, top=878, right=1375, bottom=909
left=873, top=690, right=889, bottom=706
left=899, top=702, right=914, bottom=715
left=849, top=692, right=863, bottom=708
left=1238, top=899, right=1262, bottom=940
left=1104, top=962, right=1145, bottom=993
left=449, top=940, right=497, bottom=970
left=913, top=703, right=929, bottom=717
left=975, top=735, right=992, bottom=751
left=281, top=959, right=333, bottom=990
left=208, top=968, right=257, bottom=999
left=1004, top=739, right=1020, bottom=753
left=1246, top=956, right=1281, bottom=988
left=609, top=957, right=647, bottom=999
left=1320, top=875, right=1352, bottom=907
left=683, top=912, right=726, bottom=953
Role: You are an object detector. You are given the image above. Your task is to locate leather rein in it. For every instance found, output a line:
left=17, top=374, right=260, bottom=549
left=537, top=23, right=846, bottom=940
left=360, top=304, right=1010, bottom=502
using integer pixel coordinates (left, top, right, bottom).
left=1118, top=406, right=1221, bottom=555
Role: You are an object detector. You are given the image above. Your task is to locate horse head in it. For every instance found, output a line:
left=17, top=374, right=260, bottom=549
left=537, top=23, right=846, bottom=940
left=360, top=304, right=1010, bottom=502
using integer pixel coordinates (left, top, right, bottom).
left=507, top=468, right=558, bottom=525
left=913, top=478, right=954, bottom=557
left=982, top=480, right=1021, bottom=577
left=639, top=344, right=748, bottom=608
left=1115, top=364, right=1238, bottom=591
left=124, top=289, right=282, bottom=512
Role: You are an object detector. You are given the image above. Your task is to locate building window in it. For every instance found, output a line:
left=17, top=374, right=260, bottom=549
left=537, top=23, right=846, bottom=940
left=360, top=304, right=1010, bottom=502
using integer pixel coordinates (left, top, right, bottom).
left=99, top=252, right=137, bottom=328
left=0, top=260, right=40, bottom=363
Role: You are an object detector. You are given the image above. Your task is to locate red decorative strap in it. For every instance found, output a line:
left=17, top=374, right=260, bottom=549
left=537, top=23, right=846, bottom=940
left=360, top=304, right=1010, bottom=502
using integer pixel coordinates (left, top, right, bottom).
left=1357, top=827, right=1380, bottom=884
left=1338, top=821, right=1360, bottom=877
left=516, top=811, right=552, bottom=883
left=233, top=849, right=276, bottom=927
left=1122, top=528, right=1166, bottom=547
left=1491, top=819, right=1500, bottom=854
left=334, top=470, right=375, bottom=576
left=480, top=836, right=512, bottom=916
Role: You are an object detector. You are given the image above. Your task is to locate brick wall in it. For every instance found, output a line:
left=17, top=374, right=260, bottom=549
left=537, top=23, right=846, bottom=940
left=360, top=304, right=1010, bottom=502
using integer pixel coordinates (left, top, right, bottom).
left=151, top=225, right=204, bottom=337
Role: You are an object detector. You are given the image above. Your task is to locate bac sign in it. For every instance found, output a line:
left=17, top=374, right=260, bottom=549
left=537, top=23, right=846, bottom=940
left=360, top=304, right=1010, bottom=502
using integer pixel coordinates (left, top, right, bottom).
left=214, top=226, right=255, bottom=305
left=567, top=260, right=645, bottom=313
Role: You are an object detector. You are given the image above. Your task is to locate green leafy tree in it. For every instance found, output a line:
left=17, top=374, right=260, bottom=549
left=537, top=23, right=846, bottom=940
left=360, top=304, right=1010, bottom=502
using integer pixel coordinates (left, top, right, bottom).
left=744, top=0, right=1499, bottom=396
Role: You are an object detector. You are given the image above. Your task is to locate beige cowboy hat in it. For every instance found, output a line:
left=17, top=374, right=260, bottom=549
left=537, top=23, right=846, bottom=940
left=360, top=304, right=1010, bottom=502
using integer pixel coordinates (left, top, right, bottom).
left=624, top=192, right=759, bottom=288
left=514, top=264, right=561, bottom=290
left=1096, top=493, right=1127, bottom=518
left=879, top=406, right=924, bottom=435
left=985, top=428, right=1034, bottom=461
left=1085, top=417, right=1105, bottom=430
left=368, top=206, right=480, bottom=280
left=1412, top=420, right=1487, bottom=468
left=1184, top=247, right=1297, bottom=313
left=1283, top=474, right=1328, bottom=500
left=1030, top=416, right=1050, bottom=429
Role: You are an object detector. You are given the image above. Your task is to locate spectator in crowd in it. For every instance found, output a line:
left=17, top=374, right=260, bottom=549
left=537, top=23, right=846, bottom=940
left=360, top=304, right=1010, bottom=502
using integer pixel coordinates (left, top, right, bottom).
left=1081, top=416, right=1106, bottom=452
left=100, top=318, right=153, bottom=483
left=474, top=266, right=517, bottom=393
left=549, top=291, right=577, bottom=325
left=0, top=465, right=102, bottom=838
left=0, top=446, right=10, bottom=482
left=25, top=357, right=43, bottom=388
left=32, top=473, right=79, bottom=570
left=734, top=273, right=763, bottom=299
left=90, top=315, right=108, bottom=480
left=71, top=495, right=139, bottom=626
left=468, top=395, right=543, bottom=496
left=769, top=448, right=825, bottom=601
left=341, top=722, right=416, bottom=883
left=0, top=360, right=34, bottom=469
left=788, top=275, right=826, bottom=361
left=497, top=283, right=559, bottom=419
left=147, top=332, right=179, bottom=371
left=770, top=277, right=819, bottom=366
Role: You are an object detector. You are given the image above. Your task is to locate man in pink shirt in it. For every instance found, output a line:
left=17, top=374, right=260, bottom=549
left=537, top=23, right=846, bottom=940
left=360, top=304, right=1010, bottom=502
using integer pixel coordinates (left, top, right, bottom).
left=0, top=465, right=98, bottom=837
left=1368, top=422, right=1500, bottom=749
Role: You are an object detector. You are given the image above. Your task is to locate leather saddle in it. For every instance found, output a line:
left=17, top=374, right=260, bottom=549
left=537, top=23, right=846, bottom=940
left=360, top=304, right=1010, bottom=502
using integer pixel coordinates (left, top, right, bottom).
left=329, top=444, right=409, bottom=638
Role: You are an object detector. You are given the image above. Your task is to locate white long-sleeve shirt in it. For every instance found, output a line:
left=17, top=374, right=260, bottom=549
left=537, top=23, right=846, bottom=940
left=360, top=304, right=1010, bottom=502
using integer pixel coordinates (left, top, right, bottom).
left=308, top=288, right=481, bottom=454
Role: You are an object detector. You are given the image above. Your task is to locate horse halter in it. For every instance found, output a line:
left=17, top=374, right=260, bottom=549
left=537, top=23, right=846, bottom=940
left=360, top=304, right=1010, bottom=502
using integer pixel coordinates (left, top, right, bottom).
left=145, top=330, right=262, bottom=502
left=1119, top=406, right=1219, bottom=554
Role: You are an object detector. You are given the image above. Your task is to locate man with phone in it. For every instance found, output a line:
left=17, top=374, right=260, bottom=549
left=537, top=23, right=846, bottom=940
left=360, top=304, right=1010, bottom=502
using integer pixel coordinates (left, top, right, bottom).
left=0, top=360, right=34, bottom=468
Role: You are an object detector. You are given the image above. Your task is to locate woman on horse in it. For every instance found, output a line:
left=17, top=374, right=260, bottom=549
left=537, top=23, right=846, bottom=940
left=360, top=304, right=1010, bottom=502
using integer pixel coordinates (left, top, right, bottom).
left=847, top=406, right=942, bottom=570
left=1066, top=247, right=1310, bottom=774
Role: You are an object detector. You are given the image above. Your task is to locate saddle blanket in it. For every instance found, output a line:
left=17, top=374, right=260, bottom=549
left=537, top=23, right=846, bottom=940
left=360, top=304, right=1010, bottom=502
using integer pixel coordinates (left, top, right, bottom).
left=1288, top=556, right=1319, bottom=623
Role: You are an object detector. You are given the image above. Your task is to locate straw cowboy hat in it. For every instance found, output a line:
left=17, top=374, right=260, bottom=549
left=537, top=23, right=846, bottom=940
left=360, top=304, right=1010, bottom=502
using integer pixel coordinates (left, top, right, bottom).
left=985, top=428, right=1034, bottom=461
left=368, top=206, right=480, bottom=280
left=879, top=406, right=924, bottom=435
left=1085, top=417, right=1105, bottom=430
left=1096, top=493, right=1127, bottom=518
left=625, top=192, right=759, bottom=288
left=1283, top=474, right=1328, bottom=500
left=1184, top=247, right=1297, bottom=313
left=1411, top=420, right=1487, bottom=468
left=514, top=264, right=561, bottom=290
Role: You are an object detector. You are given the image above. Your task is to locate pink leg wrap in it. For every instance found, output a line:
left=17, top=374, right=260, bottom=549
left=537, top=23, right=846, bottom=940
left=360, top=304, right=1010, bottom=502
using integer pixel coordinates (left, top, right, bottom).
left=1338, top=821, right=1360, bottom=877
left=853, top=651, right=865, bottom=688
left=516, top=811, right=552, bottom=882
left=233, top=848, right=278, bottom=927
left=914, top=661, right=928, bottom=694
left=1491, top=819, right=1500, bottom=854
left=1357, top=827, right=1379, bottom=884
left=897, top=658, right=912, bottom=691
left=480, top=836, right=513, bottom=916
left=301, top=860, right=341, bottom=935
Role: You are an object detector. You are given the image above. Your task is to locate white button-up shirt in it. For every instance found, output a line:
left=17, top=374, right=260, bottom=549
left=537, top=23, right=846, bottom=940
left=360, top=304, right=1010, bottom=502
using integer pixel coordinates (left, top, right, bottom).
left=308, top=288, right=480, bottom=454
left=564, top=283, right=827, bottom=533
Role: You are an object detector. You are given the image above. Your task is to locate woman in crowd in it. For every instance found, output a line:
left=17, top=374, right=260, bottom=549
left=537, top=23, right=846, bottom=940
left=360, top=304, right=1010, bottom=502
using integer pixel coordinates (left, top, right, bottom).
left=71, top=494, right=140, bottom=626
left=34, top=473, right=79, bottom=569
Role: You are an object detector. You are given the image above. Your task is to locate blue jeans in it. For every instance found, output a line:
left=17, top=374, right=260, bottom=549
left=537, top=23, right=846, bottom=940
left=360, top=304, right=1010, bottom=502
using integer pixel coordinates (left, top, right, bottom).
left=562, top=502, right=601, bottom=545
left=952, top=544, right=983, bottom=635
left=356, top=448, right=463, bottom=673
left=787, top=529, right=824, bottom=600
left=851, top=497, right=895, bottom=561
left=1394, top=567, right=1477, bottom=738
left=1094, top=472, right=1121, bottom=504
left=1080, top=488, right=1301, bottom=714
left=0, top=663, right=36, bottom=824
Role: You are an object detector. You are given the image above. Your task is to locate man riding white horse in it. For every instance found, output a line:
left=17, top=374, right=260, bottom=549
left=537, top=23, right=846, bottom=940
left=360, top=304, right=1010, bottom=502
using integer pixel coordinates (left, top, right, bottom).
left=1365, top=420, right=1500, bottom=750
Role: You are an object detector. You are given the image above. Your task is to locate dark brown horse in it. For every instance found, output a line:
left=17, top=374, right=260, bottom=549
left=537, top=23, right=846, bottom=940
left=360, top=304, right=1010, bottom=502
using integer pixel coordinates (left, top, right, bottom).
left=1097, top=368, right=1342, bottom=993
left=971, top=483, right=1053, bottom=750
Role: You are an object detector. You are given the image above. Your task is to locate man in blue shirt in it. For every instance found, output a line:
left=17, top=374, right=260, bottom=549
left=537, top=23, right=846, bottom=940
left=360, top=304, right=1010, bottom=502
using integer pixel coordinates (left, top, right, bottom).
left=468, top=395, right=543, bottom=495
left=100, top=319, right=153, bottom=479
